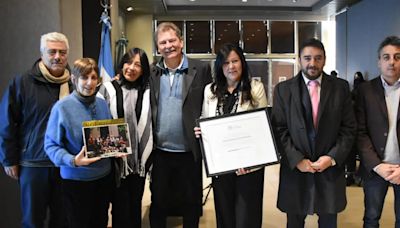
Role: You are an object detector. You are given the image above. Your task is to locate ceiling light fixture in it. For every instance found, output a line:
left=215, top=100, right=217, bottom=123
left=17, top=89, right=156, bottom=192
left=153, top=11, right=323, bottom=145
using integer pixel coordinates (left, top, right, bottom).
left=126, top=6, right=134, bottom=12
left=242, top=0, right=248, bottom=2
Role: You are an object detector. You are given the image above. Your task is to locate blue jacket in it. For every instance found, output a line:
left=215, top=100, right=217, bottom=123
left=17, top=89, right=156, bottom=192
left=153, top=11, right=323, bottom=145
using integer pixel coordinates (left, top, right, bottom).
left=45, top=91, right=113, bottom=181
left=0, top=59, right=72, bottom=167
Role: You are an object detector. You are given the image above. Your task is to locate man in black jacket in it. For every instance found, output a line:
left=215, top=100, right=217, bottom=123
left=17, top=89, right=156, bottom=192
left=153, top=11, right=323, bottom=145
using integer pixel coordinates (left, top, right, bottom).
left=272, top=38, right=356, bottom=228
left=356, top=36, right=400, bottom=228
left=0, top=32, right=72, bottom=228
left=149, top=22, right=212, bottom=228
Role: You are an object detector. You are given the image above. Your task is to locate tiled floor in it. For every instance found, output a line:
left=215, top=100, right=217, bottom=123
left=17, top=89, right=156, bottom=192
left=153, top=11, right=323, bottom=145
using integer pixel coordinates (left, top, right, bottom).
left=111, top=164, right=396, bottom=227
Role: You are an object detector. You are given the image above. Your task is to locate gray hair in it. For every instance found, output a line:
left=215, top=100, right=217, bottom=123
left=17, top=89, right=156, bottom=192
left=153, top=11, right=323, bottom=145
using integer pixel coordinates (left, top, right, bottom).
left=40, top=32, right=69, bottom=53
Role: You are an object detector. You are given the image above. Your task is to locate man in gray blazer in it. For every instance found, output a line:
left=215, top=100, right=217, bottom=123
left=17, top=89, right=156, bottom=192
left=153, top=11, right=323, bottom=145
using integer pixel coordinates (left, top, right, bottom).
left=148, top=22, right=212, bottom=228
left=272, top=38, right=356, bottom=228
left=356, top=36, right=400, bottom=228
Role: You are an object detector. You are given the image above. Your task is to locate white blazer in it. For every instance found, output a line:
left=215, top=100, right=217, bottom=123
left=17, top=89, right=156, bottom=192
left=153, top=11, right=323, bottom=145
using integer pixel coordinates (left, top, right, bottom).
left=201, top=79, right=268, bottom=118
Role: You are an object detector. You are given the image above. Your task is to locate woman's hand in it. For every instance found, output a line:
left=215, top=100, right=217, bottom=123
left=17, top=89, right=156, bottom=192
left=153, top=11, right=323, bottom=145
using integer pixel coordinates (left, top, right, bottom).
left=194, top=126, right=202, bottom=138
left=114, top=152, right=129, bottom=158
left=236, top=168, right=250, bottom=176
left=74, top=146, right=101, bottom=167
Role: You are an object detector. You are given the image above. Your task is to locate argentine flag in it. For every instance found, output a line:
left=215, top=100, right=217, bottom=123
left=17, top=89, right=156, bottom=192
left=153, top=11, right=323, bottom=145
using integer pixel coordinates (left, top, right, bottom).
left=98, top=11, right=114, bottom=82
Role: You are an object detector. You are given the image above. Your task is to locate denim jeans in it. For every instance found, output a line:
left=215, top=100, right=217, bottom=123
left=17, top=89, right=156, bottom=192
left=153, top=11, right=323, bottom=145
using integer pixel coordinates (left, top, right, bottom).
left=363, top=172, right=400, bottom=228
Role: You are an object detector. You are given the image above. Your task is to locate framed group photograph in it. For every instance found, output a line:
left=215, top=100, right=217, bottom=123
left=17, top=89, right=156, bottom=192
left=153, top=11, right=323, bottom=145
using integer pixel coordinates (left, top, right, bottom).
left=82, top=118, right=132, bottom=158
left=197, top=108, right=279, bottom=177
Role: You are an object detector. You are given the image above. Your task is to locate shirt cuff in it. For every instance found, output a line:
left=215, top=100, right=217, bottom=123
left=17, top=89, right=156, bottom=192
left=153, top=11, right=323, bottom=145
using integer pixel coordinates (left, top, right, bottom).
left=330, top=157, right=336, bottom=166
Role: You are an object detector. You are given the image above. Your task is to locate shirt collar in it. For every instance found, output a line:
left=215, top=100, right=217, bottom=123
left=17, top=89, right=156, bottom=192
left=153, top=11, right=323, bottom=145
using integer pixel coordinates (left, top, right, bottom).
left=302, top=72, right=322, bottom=86
left=157, top=54, right=189, bottom=73
left=380, top=75, right=400, bottom=88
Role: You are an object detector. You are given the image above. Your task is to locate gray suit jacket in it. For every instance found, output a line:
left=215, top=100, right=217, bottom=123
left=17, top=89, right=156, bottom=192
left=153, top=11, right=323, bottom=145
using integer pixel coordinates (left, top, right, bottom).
left=271, top=72, right=356, bottom=214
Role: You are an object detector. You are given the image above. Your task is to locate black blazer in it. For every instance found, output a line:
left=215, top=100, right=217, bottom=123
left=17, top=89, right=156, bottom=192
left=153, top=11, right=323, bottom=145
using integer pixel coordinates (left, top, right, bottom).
left=271, top=72, right=356, bottom=214
left=149, top=57, right=212, bottom=161
left=356, top=76, right=400, bottom=178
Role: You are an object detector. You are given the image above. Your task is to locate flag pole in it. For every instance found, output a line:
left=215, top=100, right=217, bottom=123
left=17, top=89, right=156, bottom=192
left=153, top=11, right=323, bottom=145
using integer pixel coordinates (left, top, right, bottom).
left=98, top=0, right=115, bottom=83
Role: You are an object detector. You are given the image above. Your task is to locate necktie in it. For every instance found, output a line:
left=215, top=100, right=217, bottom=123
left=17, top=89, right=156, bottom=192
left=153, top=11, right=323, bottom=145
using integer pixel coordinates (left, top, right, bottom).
left=308, top=80, right=319, bottom=129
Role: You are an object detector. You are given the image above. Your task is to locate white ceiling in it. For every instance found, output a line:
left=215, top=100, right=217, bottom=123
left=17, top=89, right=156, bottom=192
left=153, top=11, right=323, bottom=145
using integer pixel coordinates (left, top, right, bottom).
left=118, top=0, right=362, bottom=20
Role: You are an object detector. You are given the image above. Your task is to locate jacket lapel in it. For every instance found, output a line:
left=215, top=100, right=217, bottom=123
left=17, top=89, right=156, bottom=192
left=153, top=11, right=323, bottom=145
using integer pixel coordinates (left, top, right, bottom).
left=182, top=60, right=196, bottom=104
left=291, top=74, right=313, bottom=156
left=372, top=78, right=389, bottom=121
left=150, top=66, right=161, bottom=124
left=292, top=73, right=307, bottom=126
left=237, top=93, right=250, bottom=112
left=317, top=73, right=332, bottom=126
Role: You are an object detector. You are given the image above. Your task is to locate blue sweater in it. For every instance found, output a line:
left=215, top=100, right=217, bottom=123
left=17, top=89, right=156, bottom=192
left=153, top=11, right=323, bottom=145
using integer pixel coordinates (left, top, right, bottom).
left=45, top=92, right=112, bottom=181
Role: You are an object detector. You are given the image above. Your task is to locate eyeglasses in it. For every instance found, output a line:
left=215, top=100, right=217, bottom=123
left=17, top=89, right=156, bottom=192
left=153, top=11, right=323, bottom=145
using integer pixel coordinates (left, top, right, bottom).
left=46, top=49, right=68, bottom=57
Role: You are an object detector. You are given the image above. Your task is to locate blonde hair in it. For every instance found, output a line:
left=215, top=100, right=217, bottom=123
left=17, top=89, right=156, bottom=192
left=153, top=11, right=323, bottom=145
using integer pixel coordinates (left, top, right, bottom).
left=154, top=22, right=183, bottom=44
left=40, top=32, right=69, bottom=53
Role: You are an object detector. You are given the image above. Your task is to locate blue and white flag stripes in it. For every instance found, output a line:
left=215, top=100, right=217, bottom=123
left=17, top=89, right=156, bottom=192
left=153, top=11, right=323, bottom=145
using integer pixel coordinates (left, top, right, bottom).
left=98, top=11, right=114, bottom=82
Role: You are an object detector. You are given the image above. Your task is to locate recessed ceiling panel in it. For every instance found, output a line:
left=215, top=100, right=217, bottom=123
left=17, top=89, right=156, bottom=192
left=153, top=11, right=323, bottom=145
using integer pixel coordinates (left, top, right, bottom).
left=165, top=0, right=320, bottom=8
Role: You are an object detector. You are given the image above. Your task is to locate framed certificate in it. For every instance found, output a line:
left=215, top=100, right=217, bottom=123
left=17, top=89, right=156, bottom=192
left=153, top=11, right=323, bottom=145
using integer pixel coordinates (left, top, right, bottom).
left=197, top=108, right=279, bottom=177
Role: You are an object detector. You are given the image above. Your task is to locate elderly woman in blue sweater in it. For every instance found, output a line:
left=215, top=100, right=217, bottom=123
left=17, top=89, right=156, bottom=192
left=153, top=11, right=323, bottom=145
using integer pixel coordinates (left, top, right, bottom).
left=45, top=58, right=113, bottom=228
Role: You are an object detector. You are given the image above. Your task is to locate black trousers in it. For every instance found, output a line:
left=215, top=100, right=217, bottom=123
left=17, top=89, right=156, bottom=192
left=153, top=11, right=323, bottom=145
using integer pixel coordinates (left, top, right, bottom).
left=62, top=171, right=114, bottom=228
left=212, top=168, right=264, bottom=228
left=149, top=149, right=202, bottom=228
left=112, top=173, right=146, bottom=228
left=287, top=213, right=337, bottom=228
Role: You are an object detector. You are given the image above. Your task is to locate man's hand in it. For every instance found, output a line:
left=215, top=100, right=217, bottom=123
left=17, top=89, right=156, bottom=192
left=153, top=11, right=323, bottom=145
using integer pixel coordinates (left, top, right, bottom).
left=386, top=166, right=400, bottom=185
left=311, top=155, right=333, bottom=172
left=296, top=159, right=317, bottom=173
left=74, top=146, right=101, bottom=167
left=374, top=163, right=399, bottom=181
left=4, top=165, right=19, bottom=180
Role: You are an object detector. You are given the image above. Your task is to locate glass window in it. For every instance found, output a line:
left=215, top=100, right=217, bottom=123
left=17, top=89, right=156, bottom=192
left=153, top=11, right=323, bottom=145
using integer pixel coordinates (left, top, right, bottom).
left=247, top=60, right=269, bottom=93
left=270, top=21, right=295, bottom=53
left=214, top=21, right=240, bottom=53
left=298, top=22, right=322, bottom=48
left=186, top=21, right=211, bottom=53
left=271, top=59, right=295, bottom=94
left=242, top=21, right=268, bottom=53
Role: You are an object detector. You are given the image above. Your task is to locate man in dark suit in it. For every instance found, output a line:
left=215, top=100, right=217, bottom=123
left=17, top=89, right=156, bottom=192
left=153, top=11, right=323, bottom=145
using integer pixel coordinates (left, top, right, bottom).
left=356, top=36, right=400, bottom=228
left=272, top=38, right=356, bottom=228
left=149, top=22, right=212, bottom=228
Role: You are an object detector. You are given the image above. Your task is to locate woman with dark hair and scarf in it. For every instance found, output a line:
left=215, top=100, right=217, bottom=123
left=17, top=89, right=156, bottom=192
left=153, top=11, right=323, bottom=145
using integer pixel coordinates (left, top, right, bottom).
left=195, top=43, right=267, bottom=227
left=98, top=47, right=153, bottom=228
left=45, top=58, right=114, bottom=227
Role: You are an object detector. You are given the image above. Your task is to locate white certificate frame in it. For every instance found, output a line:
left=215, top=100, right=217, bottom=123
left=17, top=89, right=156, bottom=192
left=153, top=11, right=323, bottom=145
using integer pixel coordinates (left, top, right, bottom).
left=197, top=108, right=279, bottom=177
